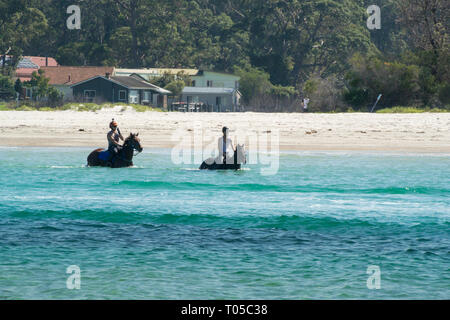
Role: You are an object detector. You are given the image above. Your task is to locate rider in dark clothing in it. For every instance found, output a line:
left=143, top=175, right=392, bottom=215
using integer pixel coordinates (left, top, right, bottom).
left=107, top=119, right=124, bottom=166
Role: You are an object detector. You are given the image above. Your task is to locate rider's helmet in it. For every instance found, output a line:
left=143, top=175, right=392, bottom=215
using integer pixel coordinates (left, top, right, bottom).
left=110, top=119, right=118, bottom=129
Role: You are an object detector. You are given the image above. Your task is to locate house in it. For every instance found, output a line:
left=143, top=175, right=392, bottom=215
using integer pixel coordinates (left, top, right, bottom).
left=115, top=69, right=240, bottom=89
left=180, top=87, right=241, bottom=112
left=114, top=68, right=198, bottom=80
left=5, top=56, right=59, bottom=99
left=40, top=66, right=115, bottom=100
left=115, top=68, right=242, bottom=111
left=179, top=71, right=242, bottom=111
left=14, top=56, right=59, bottom=82
left=71, top=73, right=171, bottom=108
left=191, top=70, right=240, bottom=89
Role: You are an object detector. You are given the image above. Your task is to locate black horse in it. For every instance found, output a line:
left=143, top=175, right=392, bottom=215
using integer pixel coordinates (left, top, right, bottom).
left=199, top=144, right=246, bottom=170
left=87, top=133, right=143, bottom=168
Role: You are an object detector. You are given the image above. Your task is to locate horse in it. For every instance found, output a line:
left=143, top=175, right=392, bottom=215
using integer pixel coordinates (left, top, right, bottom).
left=87, top=133, right=143, bottom=168
left=199, top=144, right=246, bottom=170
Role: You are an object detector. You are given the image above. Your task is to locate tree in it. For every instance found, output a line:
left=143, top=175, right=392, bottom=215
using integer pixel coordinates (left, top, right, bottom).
left=165, top=80, right=185, bottom=100
left=0, top=1, right=47, bottom=63
left=14, top=78, right=23, bottom=98
left=238, top=0, right=375, bottom=86
left=304, top=74, right=344, bottom=112
left=2, top=0, right=446, bottom=110
left=0, top=74, right=14, bottom=99
left=25, top=69, right=62, bottom=105
left=396, top=0, right=449, bottom=81
left=344, top=54, right=421, bottom=108
left=234, top=66, right=272, bottom=104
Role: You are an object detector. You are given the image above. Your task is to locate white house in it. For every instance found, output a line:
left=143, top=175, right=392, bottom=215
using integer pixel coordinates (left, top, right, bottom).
left=181, top=87, right=242, bottom=112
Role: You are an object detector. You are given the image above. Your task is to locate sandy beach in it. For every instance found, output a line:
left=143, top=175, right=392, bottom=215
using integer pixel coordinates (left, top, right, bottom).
left=1, top=109, right=449, bottom=152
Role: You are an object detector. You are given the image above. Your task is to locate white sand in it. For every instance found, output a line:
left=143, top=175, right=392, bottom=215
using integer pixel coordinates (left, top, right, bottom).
left=1, top=110, right=449, bottom=152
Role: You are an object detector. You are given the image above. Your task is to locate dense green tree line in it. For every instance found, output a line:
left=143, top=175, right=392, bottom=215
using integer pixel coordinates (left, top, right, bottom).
left=0, top=0, right=448, bottom=110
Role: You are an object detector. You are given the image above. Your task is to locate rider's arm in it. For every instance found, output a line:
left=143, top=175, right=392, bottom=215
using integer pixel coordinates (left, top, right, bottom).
left=230, top=139, right=235, bottom=151
left=107, top=131, right=121, bottom=147
left=117, top=128, right=124, bottom=141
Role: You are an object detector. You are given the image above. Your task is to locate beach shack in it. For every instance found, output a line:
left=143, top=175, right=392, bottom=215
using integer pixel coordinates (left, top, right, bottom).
left=180, top=87, right=242, bottom=112
left=71, top=73, right=171, bottom=108
left=190, top=70, right=240, bottom=90
left=114, top=68, right=198, bottom=80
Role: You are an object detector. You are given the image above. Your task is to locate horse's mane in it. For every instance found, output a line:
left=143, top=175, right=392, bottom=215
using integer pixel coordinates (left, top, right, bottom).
left=123, top=134, right=137, bottom=148
left=125, top=133, right=138, bottom=142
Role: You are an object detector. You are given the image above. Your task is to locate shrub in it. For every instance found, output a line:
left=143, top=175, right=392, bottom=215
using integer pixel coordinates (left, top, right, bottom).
left=235, top=66, right=299, bottom=111
left=438, top=83, right=450, bottom=105
left=303, top=75, right=345, bottom=112
left=0, top=74, right=15, bottom=100
left=344, top=54, right=421, bottom=109
left=165, top=80, right=185, bottom=98
left=0, top=104, right=12, bottom=111
left=16, top=105, right=34, bottom=111
left=376, top=106, right=449, bottom=113
left=234, top=66, right=272, bottom=104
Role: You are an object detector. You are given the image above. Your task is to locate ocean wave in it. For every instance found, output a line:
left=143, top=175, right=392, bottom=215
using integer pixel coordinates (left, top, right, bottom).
left=112, top=180, right=449, bottom=195
left=4, top=209, right=449, bottom=230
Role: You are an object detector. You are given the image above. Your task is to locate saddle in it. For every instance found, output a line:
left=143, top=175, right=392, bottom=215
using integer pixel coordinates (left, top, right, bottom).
left=98, top=150, right=111, bottom=161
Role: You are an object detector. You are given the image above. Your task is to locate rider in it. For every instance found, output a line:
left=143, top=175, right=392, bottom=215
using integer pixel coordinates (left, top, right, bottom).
left=107, top=119, right=124, bottom=165
left=218, top=126, right=235, bottom=164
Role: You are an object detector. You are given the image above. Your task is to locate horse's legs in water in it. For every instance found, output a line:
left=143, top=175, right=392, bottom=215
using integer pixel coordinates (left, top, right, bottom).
left=87, top=148, right=104, bottom=166
left=107, top=146, right=122, bottom=167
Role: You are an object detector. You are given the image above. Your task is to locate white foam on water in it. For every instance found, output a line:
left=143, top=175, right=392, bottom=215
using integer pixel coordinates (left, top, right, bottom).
left=49, top=165, right=86, bottom=169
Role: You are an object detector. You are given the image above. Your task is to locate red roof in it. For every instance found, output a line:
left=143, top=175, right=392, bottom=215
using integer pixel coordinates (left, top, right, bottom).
left=40, top=66, right=115, bottom=85
left=11, top=56, right=58, bottom=82
left=25, top=56, right=58, bottom=67
left=15, top=68, right=36, bottom=82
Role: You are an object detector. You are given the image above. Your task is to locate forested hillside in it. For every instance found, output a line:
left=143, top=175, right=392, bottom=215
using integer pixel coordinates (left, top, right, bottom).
left=1, top=0, right=448, bottom=111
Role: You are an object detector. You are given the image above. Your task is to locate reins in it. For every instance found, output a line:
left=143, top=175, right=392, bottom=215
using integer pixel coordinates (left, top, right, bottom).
left=119, top=138, right=141, bottom=163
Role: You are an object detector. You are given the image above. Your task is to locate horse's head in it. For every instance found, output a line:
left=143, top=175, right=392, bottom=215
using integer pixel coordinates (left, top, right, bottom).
left=236, top=144, right=246, bottom=164
left=125, top=132, right=143, bottom=153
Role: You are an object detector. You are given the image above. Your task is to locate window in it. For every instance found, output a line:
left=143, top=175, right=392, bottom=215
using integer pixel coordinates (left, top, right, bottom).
left=216, top=96, right=222, bottom=106
left=192, top=80, right=196, bottom=87
left=84, top=90, right=96, bottom=102
left=207, top=80, right=213, bottom=87
left=119, top=90, right=126, bottom=101
left=25, top=87, right=32, bottom=99
left=129, top=90, right=138, bottom=104
left=235, top=81, right=239, bottom=89
left=143, top=91, right=151, bottom=102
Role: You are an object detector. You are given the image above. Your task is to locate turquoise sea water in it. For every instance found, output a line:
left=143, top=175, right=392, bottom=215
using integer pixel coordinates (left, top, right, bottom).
left=0, top=147, right=448, bottom=299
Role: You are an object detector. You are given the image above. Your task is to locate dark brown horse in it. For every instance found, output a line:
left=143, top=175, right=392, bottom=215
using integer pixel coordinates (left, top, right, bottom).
left=87, top=133, right=143, bottom=168
left=199, top=144, right=246, bottom=170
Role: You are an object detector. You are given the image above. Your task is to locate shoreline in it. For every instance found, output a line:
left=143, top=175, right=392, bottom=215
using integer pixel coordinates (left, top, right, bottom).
left=1, top=110, right=449, bottom=153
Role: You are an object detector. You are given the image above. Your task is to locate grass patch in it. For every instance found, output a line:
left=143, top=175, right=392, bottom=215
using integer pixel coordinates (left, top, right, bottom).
left=130, top=104, right=163, bottom=112
left=376, top=106, right=450, bottom=113
left=38, top=107, right=55, bottom=111
left=59, top=103, right=112, bottom=112
left=0, top=104, right=12, bottom=111
left=0, top=102, right=163, bottom=112
left=51, top=103, right=163, bottom=112
left=16, top=105, right=34, bottom=111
